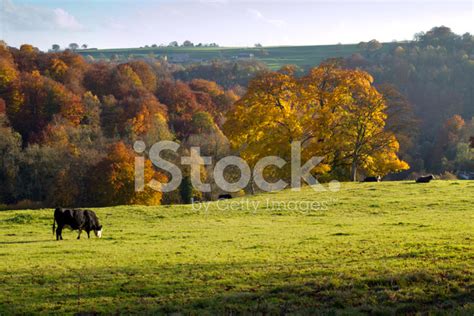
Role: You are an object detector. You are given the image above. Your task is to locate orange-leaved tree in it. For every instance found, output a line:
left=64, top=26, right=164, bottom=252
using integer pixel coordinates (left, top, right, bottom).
left=8, top=71, right=85, bottom=143
left=86, top=142, right=166, bottom=206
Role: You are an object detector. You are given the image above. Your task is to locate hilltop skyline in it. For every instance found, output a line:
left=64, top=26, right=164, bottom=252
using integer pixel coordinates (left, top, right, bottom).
left=1, top=0, right=473, bottom=50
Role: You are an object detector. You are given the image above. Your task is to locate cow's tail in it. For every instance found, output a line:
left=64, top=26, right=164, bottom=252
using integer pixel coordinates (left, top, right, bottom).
left=52, top=218, right=56, bottom=235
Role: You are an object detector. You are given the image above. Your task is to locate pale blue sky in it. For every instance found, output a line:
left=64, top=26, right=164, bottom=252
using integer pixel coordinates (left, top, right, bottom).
left=1, top=0, right=473, bottom=50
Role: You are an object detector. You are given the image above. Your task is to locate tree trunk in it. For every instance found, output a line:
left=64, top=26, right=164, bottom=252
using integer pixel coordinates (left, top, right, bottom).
left=249, top=176, right=255, bottom=195
left=351, top=160, right=358, bottom=182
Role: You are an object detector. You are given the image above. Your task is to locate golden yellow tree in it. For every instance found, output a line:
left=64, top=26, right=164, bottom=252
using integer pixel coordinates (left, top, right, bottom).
left=327, top=70, right=409, bottom=180
left=224, top=65, right=409, bottom=182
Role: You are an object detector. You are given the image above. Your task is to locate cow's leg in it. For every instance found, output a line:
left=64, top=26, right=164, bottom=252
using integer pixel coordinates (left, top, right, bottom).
left=56, top=225, right=63, bottom=241
left=86, top=230, right=90, bottom=239
left=77, top=229, right=82, bottom=240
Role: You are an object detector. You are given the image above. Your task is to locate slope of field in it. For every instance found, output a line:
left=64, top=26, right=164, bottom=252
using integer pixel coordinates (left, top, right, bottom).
left=77, top=43, right=395, bottom=69
left=0, top=181, right=473, bottom=314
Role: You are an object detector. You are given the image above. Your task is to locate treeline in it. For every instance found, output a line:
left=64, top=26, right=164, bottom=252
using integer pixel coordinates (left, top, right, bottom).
left=1, top=26, right=473, bottom=207
left=0, top=42, right=406, bottom=208
left=0, top=43, right=241, bottom=207
left=345, top=26, right=474, bottom=175
left=174, top=59, right=268, bottom=89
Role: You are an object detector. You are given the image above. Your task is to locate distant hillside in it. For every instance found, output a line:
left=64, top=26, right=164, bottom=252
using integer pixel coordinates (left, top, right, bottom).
left=76, top=43, right=396, bottom=70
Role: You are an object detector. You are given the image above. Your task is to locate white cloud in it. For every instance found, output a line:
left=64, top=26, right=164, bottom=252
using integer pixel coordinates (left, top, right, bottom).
left=53, top=8, right=83, bottom=31
left=247, top=8, right=286, bottom=28
left=2, top=0, right=84, bottom=32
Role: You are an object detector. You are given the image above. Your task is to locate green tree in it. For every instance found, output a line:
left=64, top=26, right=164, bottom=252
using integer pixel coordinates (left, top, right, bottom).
left=68, top=43, right=79, bottom=51
left=0, top=113, right=22, bottom=203
left=179, top=175, right=193, bottom=204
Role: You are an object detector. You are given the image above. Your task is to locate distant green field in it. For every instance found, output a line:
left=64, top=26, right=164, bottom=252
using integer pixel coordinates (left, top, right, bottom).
left=77, top=43, right=395, bottom=69
left=1, top=181, right=473, bottom=314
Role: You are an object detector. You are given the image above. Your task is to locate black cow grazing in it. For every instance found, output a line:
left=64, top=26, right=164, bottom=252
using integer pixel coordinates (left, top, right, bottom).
left=416, top=175, right=435, bottom=183
left=53, top=208, right=102, bottom=240
left=363, top=176, right=381, bottom=182
left=218, top=194, right=232, bottom=200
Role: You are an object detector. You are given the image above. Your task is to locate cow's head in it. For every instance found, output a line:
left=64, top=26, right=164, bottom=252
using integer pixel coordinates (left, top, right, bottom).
left=94, top=225, right=103, bottom=238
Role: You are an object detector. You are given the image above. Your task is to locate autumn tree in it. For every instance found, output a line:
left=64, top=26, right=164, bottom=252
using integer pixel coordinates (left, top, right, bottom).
left=120, top=90, right=170, bottom=143
left=224, top=65, right=409, bottom=182
left=127, top=61, right=157, bottom=93
left=48, top=58, right=69, bottom=81
left=156, top=80, right=203, bottom=138
left=188, top=79, right=238, bottom=122
left=431, top=115, right=467, bottom=171
left=83, top=62, right=113, bottom=96
left=0, top=110, right=22, bottom=203
left=186, top=111, right=230, bottom=157
left=50, top=50, right=89, bottom=94
left=377, top=83, right=418, bottom=169
left=81, top=91, right=101, bottom=126
left=330, top=72, right=408, bottom=180
left=224, top=68, right=330, bottom=182
left=0, top=50, right=22, bottom=116
left=13, top=44, right=39, bottom=72
left=444, top=115, right=465, bottom=145
left=85, top=142, right=166, bottom=206
left=9, top=72, right=85, bottom=143
left=110, top=64, right=143, bottom=98
left=23, top=116, right=106, bottom=206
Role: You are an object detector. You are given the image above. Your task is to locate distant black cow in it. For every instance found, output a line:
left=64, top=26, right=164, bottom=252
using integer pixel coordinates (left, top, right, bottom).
left=363, top=176, right=381, bottom=182
left=416, top=175, right=435, bottom=183
left=218, top=194, right=232, bottom=200
left=53, top=208, right=102, bottom=240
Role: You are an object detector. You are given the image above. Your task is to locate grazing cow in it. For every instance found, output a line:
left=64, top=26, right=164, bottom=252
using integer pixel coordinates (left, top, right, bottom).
left=218, top=194, right=232, bottom=200
left=416, top=175, right=435, bottom=183
left=363, top=176, right=381, bottom=182
left=53, top=208, right=102, bottom=240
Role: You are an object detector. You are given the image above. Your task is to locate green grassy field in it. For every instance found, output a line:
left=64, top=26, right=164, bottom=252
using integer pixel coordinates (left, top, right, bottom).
left=0, top=181, right=473, bottom=314
left=77, top=43, right=396, bottom=69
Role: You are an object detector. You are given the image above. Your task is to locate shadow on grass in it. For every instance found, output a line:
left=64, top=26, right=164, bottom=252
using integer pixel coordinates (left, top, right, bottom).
left=1, top=262, right=472, bottom=315
left=150, top=269, right=473, bottom=315
left=0, top=239, right=55, bottom=245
